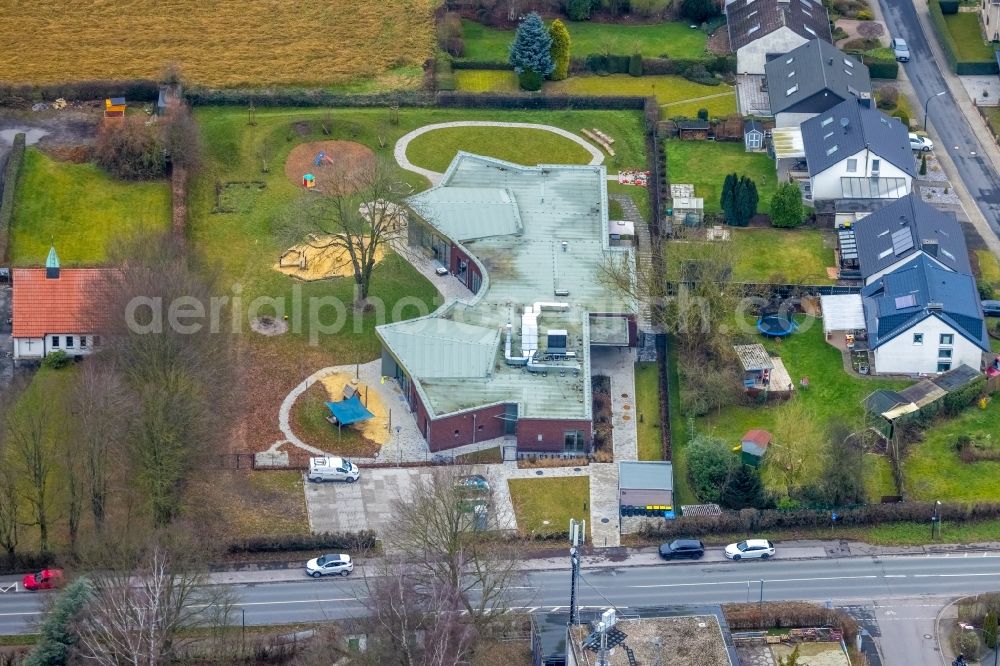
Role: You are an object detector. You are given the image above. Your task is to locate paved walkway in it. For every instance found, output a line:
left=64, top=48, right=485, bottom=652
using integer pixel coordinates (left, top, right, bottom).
left=591, top=347, right=639, bottom=462
left=588, top=463, right=621, bottom=547
left=393, top=121, right=605, bottom=185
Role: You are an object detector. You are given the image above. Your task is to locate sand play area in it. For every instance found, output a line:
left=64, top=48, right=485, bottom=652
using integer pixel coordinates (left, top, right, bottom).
left=273, top=235, right=385, bottom=281
left=319, top=374, right=389, bottom=445
left=285, top=140, right=377, bottom=195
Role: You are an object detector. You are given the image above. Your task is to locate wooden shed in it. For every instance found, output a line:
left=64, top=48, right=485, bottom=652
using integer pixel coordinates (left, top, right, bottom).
left=744, top=119, right=765, bottom=152
left=104, top=97, right=126, bottom=118
left=741, top=429, right=772, bottom=467
left=677, top=119, right=710, bottom=141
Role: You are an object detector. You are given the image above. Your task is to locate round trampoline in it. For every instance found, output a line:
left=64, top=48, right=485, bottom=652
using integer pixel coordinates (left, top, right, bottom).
left=757, top=313, right=798, bottom=337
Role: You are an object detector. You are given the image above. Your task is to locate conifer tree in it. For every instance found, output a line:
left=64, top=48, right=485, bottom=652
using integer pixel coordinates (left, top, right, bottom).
left=509, top=13, right=554, bottom=90
left=549, top=19, right=571, bottom=81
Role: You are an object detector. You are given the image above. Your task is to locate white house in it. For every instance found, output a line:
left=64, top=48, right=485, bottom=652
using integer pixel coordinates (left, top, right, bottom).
left=862, top=256, right=989, bottom=375
left=726, top=0, right=832, bottom=75
left=801, top=98, right=915, bottom=203
left=12, top=247, right=110, bottom=362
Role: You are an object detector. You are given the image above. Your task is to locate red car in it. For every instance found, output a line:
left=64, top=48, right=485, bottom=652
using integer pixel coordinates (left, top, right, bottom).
left=22, top=568, right=63, bottom=591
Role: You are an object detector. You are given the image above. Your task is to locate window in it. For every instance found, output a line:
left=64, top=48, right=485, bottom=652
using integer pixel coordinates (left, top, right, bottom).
left=564, top=431, right=585, bottom=453
left=938, top=348, right=953, bottom=359
left=846, top=159, right=858, bottom=173
left=51, top=336, right=60, bottom=347
left=913, top=333, right=924, bottom=345
left=93, top=335, right=101, bottom=347
left=940, top=334, right=954, bottom=345
left=66, top=336, right=74, bottom=348
left=871, top=158, right=881, bottom=172
left=80, top=336, right=88, bottom=348
left=937, top=362, right=952, bottom=372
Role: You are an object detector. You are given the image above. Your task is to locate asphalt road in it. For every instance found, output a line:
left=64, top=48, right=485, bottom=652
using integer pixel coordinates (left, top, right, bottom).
left=2, top=553, right=999, bottom=635
left=879, top=0, right=1000, bottom=241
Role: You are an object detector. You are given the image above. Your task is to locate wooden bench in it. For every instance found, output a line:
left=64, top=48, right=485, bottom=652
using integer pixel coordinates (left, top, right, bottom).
left=580, top=129, right=615, bottom=156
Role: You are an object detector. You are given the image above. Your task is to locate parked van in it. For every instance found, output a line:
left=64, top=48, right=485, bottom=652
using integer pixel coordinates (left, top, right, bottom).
left=307, top=456, right=360, bottom=483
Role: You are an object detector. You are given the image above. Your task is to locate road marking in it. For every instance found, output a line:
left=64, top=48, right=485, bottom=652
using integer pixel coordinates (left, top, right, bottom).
left=884, top=575, right=907, bottom=578
left=629, top=575, right=878, bottom=589
left=227, top=597, right=366, bottom=607
left=0, top=611, right=42, bottom=617
left=912, top=572, right=1000, bottom=578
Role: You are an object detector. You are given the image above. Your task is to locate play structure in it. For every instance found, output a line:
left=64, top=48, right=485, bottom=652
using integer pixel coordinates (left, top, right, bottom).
left=617, top=169, right=650, bottom=187
left=285, top=140, right=376, bottom=196
left=302, top=173, right=315, bottom=189
left=104, top=97, right=126, bottom=118
left=757, top=310, right=798, bottom=338
left=318, top=375, right=389, bottom=445
left=313, top=151, right=335, bottom=167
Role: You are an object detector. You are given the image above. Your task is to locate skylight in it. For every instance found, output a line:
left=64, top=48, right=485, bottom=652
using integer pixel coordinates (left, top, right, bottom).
left=786, top=56, right=794, bottom=64
left=844, top=58, right=855, bottom=68
left=878, top=248, right=893, bottom=259
left=825, top=145, right=839, bottom=156
left=821, top=117, right=833, bottom=127
left=788, top=70, right=796, bottom=77
left=804, top=25, right=817, bottom=36
left=895, top=294, right=917, bottom=309
left=786, top=84, right=799, bottom=96
left=748, top=24, right=760, bottom=36
left=823, top=131, right=834, bottom=139
left=747, top=9, right=758, bottom=17
left=941, top=248, right=956, bottom=261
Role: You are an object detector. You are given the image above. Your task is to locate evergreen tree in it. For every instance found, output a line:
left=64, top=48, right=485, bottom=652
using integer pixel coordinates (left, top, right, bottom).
left=509, top=12, right=554, bottom=90
left=735, top=176, right=759, bottom=227
left=920, top=154, right=928, bottom=176
left=770, top=181, right=804, bottom=228
left=721, top=464, right=766, bottom=509
left=778, top=646, right=802, bottom=666
left=680, top=0, right=722, bottom=23
left=720, top=173, right=737, bottom=225
left=567, top=0, right=594, bottom=20
left=549, top=19, right=571, bottom=81
left=23, top=577, right=92, bottom=666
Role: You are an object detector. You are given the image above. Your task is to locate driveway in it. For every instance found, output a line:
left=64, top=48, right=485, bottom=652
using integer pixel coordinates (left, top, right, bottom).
left=878, top=0, right=1000, bottom=243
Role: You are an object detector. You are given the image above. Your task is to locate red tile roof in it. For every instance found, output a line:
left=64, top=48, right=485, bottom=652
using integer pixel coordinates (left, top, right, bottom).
left=741, top=429, right=772, bottom=448
left=12, top=268, right=115, bottom=338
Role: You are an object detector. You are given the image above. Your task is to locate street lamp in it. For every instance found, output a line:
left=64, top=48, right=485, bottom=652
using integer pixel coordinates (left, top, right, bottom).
left=924, top=91, right=947, bottom=131
left=931, top=500, right=942, bottom=539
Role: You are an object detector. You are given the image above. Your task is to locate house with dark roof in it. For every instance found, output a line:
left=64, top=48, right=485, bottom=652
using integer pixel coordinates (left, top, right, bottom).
left=841, top=193, right=971, bottom=284
left=861, top=255, right=988, bottom=375
left=801, top=98, right=915, bottom=203
left=12, top=247, right=112, bottom=362
left=765, top=39, right=873, bottom=127
left=726, top=0, right=832, bottom=75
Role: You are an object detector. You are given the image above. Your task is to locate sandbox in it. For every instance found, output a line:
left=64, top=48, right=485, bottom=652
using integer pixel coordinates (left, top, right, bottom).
left=319, top=374, right=388, bottom=445
left=273, top=235, right=385, bottom=281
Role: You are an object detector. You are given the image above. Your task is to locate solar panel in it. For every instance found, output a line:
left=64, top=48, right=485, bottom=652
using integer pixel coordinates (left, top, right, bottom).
left=891, top=228, right=914, bottom=255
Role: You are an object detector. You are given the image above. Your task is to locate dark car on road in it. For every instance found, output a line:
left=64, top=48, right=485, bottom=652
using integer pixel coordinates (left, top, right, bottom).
left=983, top=300, right=1000, bottom=317
left=658, top=539, right=705, bottom=560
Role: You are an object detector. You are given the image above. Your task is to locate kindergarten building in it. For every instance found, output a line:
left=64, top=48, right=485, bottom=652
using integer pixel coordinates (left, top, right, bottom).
left=376, top=153, right=636, bottom=454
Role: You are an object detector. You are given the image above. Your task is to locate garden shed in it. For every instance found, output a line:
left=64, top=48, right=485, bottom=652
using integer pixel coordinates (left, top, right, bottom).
left=744, top=119, right=765, bottom=152
left=820, top=294, right=866, bottom=336
left=740, top=429, right=772, bottom=467
left=677, top=119, right=711, bottom=140
left=619, top=461, right=674, bottom=518
left=734, top=343, right=774, bottom=388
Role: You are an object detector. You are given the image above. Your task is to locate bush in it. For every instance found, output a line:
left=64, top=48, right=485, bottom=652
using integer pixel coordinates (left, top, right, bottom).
left=42, top=350, right=72, bottom=370
left=94, top=115, right=167, bottom=180
left=843, top=37, right=881, bottom=52
left=630, top=0, right=671, bottom=18
left=980, top=279, right=997, bottom=300
left=723, top=602, right=859, bottom=645
left=939, top=0, right=959, bottom=14
left=549, top=19, right=571, bottom=81
left=770, top=182, right=805, bottom=228
left=0, top=131, right=25, bottom=262
left=687, top=434, right=737, bottom=503
left=629, top=53, right=643, bottom=77
left=856, top=9, right=873, bottom=20
left=683, top=63, right=719, bottom=86
left=518, top=69, right=544, bottom=91
left=680, top=0, right=721, bottom=23
left=566, top=0, right=594, bottom=20
left=697, top=107, right=708, bottom=120
left=920, top=154, right=928, bottom=176
left=438, top=12, right=465, bottom=57
left=876, top=85, right=899, bottom=110
left=891, top=109, right=910, bottom=127
left=857, top=21, right=885, bottom=39
left=227, top=530, right=378, bottom=554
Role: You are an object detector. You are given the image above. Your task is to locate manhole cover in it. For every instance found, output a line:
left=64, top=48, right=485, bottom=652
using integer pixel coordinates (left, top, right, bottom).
left=923, top=634, right=933, bottom=640
left=574, top=467, right=581, bottom=471
left=623, top=404, right=631, bottom=410
left=601, top=518, right=610, bottom=523
left=535, top=470, right=544, bottom=476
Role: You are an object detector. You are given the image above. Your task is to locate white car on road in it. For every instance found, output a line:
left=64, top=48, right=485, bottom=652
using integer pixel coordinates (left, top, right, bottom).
left=306, top=554, right=354, bottom=578
left=909, top=133, right=934, bottom=152
left=724, top=539, right=776, bottom=560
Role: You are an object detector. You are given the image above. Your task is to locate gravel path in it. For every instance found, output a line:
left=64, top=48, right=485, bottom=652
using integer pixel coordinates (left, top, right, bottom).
left=394, top=121, right=605, bottom=185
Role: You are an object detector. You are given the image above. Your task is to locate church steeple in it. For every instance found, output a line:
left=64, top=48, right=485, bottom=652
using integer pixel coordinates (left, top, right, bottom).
left=45, top=245, right=60, bottom=279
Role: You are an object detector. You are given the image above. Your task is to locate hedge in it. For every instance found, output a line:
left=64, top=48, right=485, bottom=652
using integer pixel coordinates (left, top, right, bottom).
left=573, top=54, right=735, bottom=77
left=226, top=530, right=378, bottom=555
left=928, top=0, right=999, bottom=75
left=186, top=88, right=436, bottom=108
left=0, top=79, right=159, bottom=106
left=0, top=132, right=26, bottom=263
left=724, top=602, right=859, bottom=644
left=939, top=0, right=959, bottom=14
left=451, top=60, right=515, bottom=71
left=639, top=501, right=1000, bottom=539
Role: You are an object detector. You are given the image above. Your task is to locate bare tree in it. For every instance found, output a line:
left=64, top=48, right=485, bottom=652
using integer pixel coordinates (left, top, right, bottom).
left=0, top=377, right=25, bottom=561
left=74, top=541, right=232, bottom=665
left=386, top=469, right=520, bottom=627
left=280, top=160, right=410, bottom=307
left=764, top=400, right=827, bottom=499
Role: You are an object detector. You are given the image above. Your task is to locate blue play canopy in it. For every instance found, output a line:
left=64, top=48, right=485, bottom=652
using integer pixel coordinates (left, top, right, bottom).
left=324, top=395, right=374, bottom=426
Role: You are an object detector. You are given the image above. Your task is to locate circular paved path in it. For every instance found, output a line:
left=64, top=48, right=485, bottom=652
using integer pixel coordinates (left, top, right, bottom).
left=394, top=121, right=605, bottom=185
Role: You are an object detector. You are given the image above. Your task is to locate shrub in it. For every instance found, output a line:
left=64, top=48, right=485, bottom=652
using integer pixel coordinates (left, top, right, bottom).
left=687, top=434, right=737, bottom=503
left=920, top=154, right=928, bottom=176
left=876, top=85, right=899, bottom=110
left=683, top=63, right=718, bottom=86
left=979, top=279, right=997, bottom=301
left=227, top=530, right=377, bottom=554
left=163, top=106, right=202, bottom=173
left=630, top=0, right=671, bottom=18
left=518, top=69, right=544, bottom=91
left=509, top=13, right=554, bottom=80
left=94, top=115, right=167, bottom=180
left=856, top=9, right=873, bottom=20
left=891, top=109, right=910, bottom=127
left=629, top=53, right=643, bottom=77
left=42, top=350, right=72, bottom=370
left=832, top=26, right=849, bottom=41
left=438, top=12, right=465, bottom=57
left=985, top=611, right=999, bottom=650
left=723, top=602, right=859, bottom=645
left=549, top=19, right=571, bottom=81
left=770, top=182, right=805, bottom=228
left=857, top=21, right=884, bottom=39
left=843, top=37, right=882, bottom=52
left=566, top=0, right=594, bottom=20
left=680, top=0, right=721, bottom=23
left=939, top=0, right=959, bottom=14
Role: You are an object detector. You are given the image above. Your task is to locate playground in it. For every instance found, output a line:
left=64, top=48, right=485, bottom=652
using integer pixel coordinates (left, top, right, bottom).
left=284, top=140, right=376, bottom=195
left=318, top=373, right=389, bottom=446
left=273, top=235, right=386, bottom=281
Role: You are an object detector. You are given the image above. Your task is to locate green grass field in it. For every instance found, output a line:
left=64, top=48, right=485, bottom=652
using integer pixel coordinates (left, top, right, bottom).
left=546, top=75, right=735, bottom=118
left=508, top=476, right=589, bottom=535
left=405, top=126, right=594, bottom=173
left=635, top=362, right=663, bottom=460
left=453, top=69, right=519, bottom=93
left=943, top=13, right=995, bottom=61
left=10, top=148, right=171, bottom=266
left=665, top=140, right=777, bottom=213
left=904, top=398, right=1000, bottom=502
left=976, top=249, right=1000, bottom=287
left=731, top=228, right=836, bottom=284
left=460, top=19, right=708, bottom=62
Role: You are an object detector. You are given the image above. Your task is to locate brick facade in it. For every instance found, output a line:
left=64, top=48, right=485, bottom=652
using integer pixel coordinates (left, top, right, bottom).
left=515, top=418, right=593, bottom=453
left=449, top=244, right=482, bottom=293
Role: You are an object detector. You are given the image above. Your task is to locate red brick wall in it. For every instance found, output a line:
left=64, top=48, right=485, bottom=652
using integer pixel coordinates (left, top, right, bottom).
left=449, top=244, right=482, bottom=293
left=516, top=418, right=593, bottom=453
left=423, top=402, right=508, bottom=452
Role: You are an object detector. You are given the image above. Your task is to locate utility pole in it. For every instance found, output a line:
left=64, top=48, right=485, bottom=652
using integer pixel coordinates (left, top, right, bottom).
left=569, top=518, right=584, bottom=626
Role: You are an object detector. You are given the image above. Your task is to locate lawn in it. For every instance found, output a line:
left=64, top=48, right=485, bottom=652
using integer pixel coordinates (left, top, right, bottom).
left=975, top=249, right=1000, bottom=286
left=635, top=362, right=664, bottom=460
left=405, top=126, right=595, bottom=173
left=730, top=228, right=836, bottom=284
left=454, top=69, right=520, bottom=93
left=459, top=19, right=708, bottom=62
left=0, top=1, right=434, bottom=86
left=665, top=139, right=778, bottom=213
left=903, top=397, right=1000, bottom=502
left=546, top=75, right=736, bottom=118
left=288, top=384, right=379, bottom=458
left=10, top=148, right=170, bottom=266
left=943, top=13, right=996, bottom=61
left=508, top=477, right=590, bottom=535
left=666, top=337, right=696, bottom=506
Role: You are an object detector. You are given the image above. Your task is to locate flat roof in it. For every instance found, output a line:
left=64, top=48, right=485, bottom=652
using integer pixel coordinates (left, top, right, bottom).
left=619, top=461, right=673, bottom=491
left=570, top=615, right=732, bottom=666
left=378, top=153, right=633, bottom=420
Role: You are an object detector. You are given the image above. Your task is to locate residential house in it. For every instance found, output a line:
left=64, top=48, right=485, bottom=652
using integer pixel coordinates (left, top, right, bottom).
left=861, top=255, right=988, bottom=375
left=981, top=0, right=1000, bottom=43
left=377, top=153, right=636, bottom=454
left=726, top=0, right=832, bottom=75
left=12, top=247, right=111, bottom=362
left=840, top=193, right=971, bottom=283
left=801, top=98, right=915, bottom=203
left=765, top=39, right=873, bottom=127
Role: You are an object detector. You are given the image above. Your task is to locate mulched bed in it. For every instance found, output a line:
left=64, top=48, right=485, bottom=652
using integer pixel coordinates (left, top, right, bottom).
left=283, top=140, right=376, bottom=196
